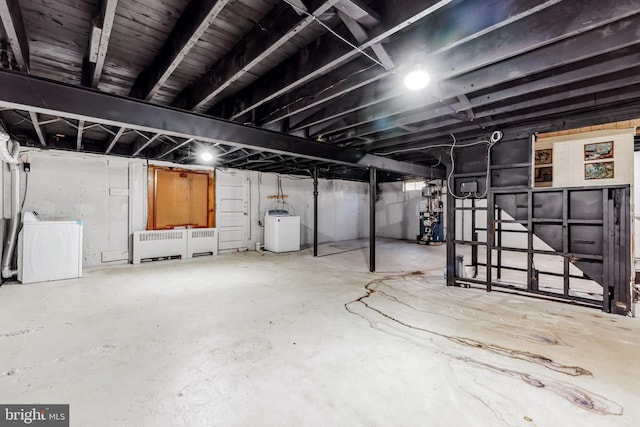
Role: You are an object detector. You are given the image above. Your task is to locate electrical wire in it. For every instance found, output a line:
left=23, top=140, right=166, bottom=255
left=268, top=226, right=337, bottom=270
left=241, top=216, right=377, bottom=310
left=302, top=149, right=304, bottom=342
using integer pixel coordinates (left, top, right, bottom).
left=261, top=64, right=380, bottom=123
left=445, top=131, right=502, bottom=200
left=374, top=139, right=493, bottom=156
left=446, top=134, right=471, bottom=200
left=20, top=172, right=28, bottom=213
left=282, top=0, right=391, bottom=72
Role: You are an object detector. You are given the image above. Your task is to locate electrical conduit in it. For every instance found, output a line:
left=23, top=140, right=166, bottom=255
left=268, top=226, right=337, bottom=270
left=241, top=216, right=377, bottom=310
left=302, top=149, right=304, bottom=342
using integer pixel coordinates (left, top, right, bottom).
left=0, top=130, right=20, bottom=279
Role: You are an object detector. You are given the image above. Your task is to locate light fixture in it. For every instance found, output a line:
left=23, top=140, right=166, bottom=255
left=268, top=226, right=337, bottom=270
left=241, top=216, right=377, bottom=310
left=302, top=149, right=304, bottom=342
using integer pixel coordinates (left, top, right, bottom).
left=404, top=67, right=431, bottom=91
left=200, top=151, right=214, bottom=162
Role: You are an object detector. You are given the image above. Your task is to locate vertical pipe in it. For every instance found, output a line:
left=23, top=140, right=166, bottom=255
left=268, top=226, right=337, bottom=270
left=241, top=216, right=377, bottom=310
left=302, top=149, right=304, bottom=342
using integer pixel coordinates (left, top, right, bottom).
left=2, top=164, right=20, bottom=278
left=496, top=208, right=503, bottom=279
left=369, top=167, right=376, bottom=272
left=562, top=188, right=570, bottom=297
left=527, top=191, right=535, bottom=291
left=471, top=198, right=477, bottom=268
left=486, top=192, right=494, bottom=292
left=446, top=176, right=456, bottom=286
left=313, top=167, right=318, bottom=257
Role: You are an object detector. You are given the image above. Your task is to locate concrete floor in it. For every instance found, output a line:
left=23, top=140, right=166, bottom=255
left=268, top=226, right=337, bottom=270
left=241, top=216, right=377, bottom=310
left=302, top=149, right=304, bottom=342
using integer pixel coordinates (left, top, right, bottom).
left=1, top=239, right=639, bottom=426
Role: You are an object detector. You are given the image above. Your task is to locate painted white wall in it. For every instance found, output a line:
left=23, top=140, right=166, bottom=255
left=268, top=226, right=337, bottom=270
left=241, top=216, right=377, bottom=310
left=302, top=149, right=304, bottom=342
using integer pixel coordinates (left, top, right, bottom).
left=3, top=149, right=377, bottom=267
left=246, top=171, right=369, bottom=248
left=376, top=181, right=447, bottom=241
left=376, top=181, right=421, bottom=240
left=537, top=129, right=634, bottom=187
left=8, top=150, right=143, bottom=267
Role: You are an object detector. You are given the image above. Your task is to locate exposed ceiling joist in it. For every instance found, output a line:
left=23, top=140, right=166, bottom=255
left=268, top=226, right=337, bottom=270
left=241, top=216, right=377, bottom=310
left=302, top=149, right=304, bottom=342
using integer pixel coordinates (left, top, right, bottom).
left=369, top=86, right=640, bottom=153
left=209, top=0, right=455, bottom=121
left=86, top=0, right=118, bottom=88
left=256, top=0, right=564, bottom=127
left=132, top=133, right=161, bottom=157
left=258, top=62, right=391, bottom=126
left=336, top=9, right=393, bottom=69
left=129, top=0, right=232, bottom=101
left=0, top=0, right=29, bottom=71
left=0, top=71, right=442, bottom=178
left=157, top=137, right=194, bottom=159
left=105, top=126, right=126, bottom=154
left=334, top=0, right=380, bottom=28
left=173, top=0, right=342, bottom=112
left=308, top=6, right=640, bottom=139
left=28, top=111, right=46, bottom=146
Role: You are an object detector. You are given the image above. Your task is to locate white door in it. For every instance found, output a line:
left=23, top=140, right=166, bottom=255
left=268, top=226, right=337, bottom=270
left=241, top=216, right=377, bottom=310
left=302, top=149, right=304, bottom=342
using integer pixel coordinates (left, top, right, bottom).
left=216, top=170, right=249, bottom=251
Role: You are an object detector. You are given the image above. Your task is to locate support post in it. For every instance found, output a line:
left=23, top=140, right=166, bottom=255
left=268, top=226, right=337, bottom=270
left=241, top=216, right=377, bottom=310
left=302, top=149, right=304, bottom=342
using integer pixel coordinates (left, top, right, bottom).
left=446, top=182, right=456, bottom=286
left=369, top=167, right=376, bottom=272
left=313, top=167, right=318, bottom=257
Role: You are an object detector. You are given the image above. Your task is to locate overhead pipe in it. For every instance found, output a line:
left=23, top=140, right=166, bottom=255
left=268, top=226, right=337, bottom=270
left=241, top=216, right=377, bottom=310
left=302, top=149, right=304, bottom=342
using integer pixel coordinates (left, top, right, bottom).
left=0, top=130, right=20, bottom=279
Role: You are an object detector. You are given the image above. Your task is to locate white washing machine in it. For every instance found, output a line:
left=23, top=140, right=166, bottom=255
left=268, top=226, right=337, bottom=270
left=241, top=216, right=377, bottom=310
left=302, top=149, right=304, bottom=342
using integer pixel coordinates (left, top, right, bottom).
left=17, top=212, right=83, bottom=284
left=264, top=210, right=300, bottom=253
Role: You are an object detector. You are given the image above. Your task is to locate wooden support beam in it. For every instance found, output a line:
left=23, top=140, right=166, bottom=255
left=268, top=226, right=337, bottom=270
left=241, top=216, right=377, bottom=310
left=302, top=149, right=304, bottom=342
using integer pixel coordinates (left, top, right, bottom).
left=0, top=70, right=443, bottom=178
left=87, top=0, right=118, bottom=88
left=335, top=0, right=380, bottom=28
left=0, top=0, right=29, bottom=71
left=105, top=126, right=125, bottom=154
left=28, top=111, right=46, bottom=146
left=173, top=0, right=342, bottom=112
left=157, top=137, right=194, bottom=159
left=207, top=0, right=455, bottom=121
left=130, top=0, right=232, bottom=101
left=132, top=133, right=161, bottom=157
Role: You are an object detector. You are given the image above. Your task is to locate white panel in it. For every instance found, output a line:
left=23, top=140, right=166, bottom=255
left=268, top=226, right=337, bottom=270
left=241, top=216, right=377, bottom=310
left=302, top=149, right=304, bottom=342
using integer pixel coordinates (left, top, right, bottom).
left=101, top=250, right=129, bottom=262
left=19, top=221, right=83, bottom=284
left=216, top=170, right=248, bottom=251
left=218, top=186, right=243, bottom=198
left=217, top=216, right=245, bottom=227
left=219, top=230, right=244, bottom=242
left=129, top=163, right=147, bottom=235
left=187, top=228, right=218, bottom=257
left=219, top=199, right=244, bottom=212
left=109, top=188, right=129, bottom=196
left=132, top=229, right=187, bottom=264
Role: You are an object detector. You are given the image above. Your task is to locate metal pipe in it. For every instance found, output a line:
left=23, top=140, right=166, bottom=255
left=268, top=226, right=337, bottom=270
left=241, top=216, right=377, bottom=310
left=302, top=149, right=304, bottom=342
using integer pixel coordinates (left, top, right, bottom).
left=369, top=167, right=376, bottom=272
left=2, top=163, right=20, bottom=278
left=0, top=130, right=20, bottom=279
left=313, top=167, right=318, bottom=257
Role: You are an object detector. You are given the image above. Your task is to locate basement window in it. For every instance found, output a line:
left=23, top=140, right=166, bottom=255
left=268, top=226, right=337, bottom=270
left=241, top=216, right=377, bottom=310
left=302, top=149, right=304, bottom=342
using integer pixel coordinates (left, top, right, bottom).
left=403, top=180, right=425, bottom=192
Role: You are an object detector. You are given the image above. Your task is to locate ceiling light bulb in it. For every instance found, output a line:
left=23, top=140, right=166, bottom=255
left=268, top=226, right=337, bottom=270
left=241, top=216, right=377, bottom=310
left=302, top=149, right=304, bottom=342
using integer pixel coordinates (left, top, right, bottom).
left=404, top=68, right=431, bottom=91
left=200, top=151, right=213, bottom=162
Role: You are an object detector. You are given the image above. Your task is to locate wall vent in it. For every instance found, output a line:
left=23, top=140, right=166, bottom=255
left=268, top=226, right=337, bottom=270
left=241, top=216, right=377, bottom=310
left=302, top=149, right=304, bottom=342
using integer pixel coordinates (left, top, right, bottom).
left=187, top=228, right=218, bottom=258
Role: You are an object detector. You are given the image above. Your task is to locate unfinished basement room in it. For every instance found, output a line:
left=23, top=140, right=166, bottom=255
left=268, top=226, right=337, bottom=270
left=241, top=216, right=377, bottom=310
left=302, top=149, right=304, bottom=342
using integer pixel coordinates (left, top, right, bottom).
left=1, top=0, right=640, bottom=426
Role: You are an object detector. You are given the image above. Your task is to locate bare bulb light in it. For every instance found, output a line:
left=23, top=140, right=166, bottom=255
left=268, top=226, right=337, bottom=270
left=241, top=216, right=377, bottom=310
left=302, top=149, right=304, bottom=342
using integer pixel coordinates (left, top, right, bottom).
left=200, top=151, right=214, bottom=162
left=404, top=68, right=431, bottom=91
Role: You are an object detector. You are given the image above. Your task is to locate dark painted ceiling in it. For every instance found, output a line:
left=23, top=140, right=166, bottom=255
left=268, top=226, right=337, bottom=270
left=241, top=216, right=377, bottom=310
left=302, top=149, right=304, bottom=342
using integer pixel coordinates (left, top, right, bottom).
left=1, top=0, right=640, bottom=181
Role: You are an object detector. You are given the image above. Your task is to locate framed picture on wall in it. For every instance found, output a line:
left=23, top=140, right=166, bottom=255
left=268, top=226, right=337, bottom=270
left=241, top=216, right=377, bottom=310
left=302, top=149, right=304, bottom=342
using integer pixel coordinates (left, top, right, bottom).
left=534, top=148, right=553, bottom=165
left=534, top=166, right=553, bottom=183
left=584, top=141, right=614, bottom=161
left=584, top=161, right=614, bottom=180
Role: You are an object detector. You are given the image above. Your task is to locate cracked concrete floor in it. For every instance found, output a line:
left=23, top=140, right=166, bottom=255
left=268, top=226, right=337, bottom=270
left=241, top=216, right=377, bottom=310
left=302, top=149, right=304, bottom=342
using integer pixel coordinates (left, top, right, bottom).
left=0, top=239, right=639, bottom=426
